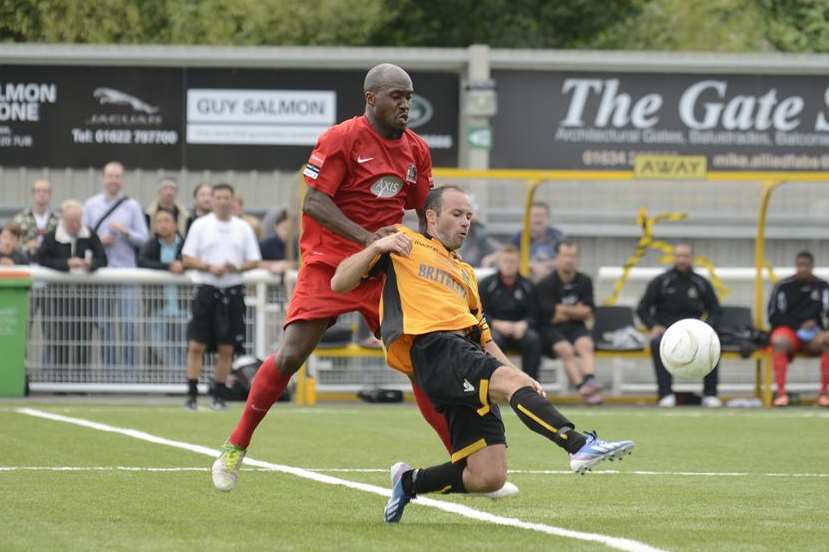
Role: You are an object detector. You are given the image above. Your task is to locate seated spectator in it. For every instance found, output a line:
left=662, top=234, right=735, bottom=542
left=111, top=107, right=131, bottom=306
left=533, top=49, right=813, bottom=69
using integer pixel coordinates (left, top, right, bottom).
left=513, top=201, right=564, bottom=282
left=636, top=243, right=722, bottom=408
left=536, top=241, right=602, bottom=405
left=185, top=183, right=212, bottom=236
left=259, top=209, right=297, bottom=275
left=145, top=177, right=190, bottom=237
left=459, top=205, right=499, bottom=267
left=138, top=207, right=186, bottom=369
left=478, top=245, right=541, bottom=380
left=767, top=251, right=829, bottom=408
left=12, top=178, right=60, bottom=257
left=232, top=192, right=262, bottom=239
left=35, top=199, right=107, bottom=370
left=0, top=223, right=29, bottom=265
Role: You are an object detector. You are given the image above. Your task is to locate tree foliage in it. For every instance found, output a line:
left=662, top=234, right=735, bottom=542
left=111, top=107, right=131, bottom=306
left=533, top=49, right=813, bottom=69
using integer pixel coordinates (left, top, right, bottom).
left=0, top=0, right=827, bottom=53
left=594, top=0, right=770, bottom=52
left=0, top=0, right=389, bottom=45
left=762, top=0, right=829, bottom=52
left=369, top=0, right=638, bottom=48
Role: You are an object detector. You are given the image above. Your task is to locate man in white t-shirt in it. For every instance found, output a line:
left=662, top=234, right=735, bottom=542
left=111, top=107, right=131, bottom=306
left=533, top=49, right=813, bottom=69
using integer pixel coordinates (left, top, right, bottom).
left=182, top=183, right=261, bottom=410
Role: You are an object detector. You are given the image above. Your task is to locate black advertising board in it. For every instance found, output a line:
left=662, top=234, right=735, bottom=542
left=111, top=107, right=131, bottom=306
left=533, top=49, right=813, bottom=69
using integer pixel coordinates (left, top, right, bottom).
left=0, top=65, right=458, bottom=170
left=492, top=70, right=829, bottom=172
left=183, top=68, right=458, bottom=170
left=0, top=65, right=183, bottom=168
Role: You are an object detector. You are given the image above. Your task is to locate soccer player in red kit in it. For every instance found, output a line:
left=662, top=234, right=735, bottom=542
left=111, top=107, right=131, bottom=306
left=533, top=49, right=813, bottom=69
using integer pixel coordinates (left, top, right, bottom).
left=212, top=64, right=492, bottom=494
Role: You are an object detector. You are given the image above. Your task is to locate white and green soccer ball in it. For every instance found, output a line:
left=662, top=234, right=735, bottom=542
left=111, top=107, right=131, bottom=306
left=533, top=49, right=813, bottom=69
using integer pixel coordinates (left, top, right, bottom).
left=659, top=318, right=721, bottom=380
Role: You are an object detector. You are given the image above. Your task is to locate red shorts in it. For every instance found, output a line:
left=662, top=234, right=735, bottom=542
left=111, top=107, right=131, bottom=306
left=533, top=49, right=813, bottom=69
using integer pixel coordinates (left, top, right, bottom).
left=770, top=326, right=803, bottom=356
left=285, top=262, right=382, bottom=333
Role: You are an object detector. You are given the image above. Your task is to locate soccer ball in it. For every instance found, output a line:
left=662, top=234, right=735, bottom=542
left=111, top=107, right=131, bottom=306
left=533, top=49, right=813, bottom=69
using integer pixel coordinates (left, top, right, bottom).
left=659, top=319, right=720, bottom=380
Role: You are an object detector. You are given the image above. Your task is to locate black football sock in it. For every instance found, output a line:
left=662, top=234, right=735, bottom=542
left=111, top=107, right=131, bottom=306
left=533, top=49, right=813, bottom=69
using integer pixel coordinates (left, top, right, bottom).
left=402, top=462, right=466, bottom=497
left=187, top=379, right=199, bottom=400
left=213, top=382, right=227, bottom=399
left=576, top=374, right=596, bottom=390
left=509, top=386, right=587, bottom=454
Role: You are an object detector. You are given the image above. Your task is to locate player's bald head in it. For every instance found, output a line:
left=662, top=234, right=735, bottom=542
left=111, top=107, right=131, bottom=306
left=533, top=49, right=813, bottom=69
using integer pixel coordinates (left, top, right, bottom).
left=363, top=63, right=412, bottom=93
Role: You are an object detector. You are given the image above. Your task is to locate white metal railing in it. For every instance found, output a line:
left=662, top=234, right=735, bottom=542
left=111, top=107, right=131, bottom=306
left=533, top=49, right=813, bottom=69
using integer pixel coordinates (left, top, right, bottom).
left=15, top=264, right=819, bottom=397
left=21, top=266, right=287, bottom=393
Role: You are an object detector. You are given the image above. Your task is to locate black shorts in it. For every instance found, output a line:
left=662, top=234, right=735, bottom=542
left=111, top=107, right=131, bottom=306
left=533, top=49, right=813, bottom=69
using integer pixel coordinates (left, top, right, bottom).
left=411, top=332, right=506, bottom=463
left=187, top=285, right=246, bottom=353
left=541, top=324, right=592, bottom=357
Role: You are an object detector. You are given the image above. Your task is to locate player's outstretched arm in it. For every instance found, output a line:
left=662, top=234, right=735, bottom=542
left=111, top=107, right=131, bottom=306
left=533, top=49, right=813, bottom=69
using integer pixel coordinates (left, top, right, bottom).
left=331, top=232, right=411, bottom=294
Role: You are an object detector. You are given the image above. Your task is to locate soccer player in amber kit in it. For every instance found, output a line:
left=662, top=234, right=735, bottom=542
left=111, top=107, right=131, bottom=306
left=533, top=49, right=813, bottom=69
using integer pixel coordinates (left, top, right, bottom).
left=331, top=186, right=635, bottom=523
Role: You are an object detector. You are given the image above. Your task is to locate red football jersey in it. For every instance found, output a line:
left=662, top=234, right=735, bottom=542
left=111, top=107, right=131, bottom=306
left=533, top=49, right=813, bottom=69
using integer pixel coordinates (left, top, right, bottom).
left=301, top=115, right=433, bottom=267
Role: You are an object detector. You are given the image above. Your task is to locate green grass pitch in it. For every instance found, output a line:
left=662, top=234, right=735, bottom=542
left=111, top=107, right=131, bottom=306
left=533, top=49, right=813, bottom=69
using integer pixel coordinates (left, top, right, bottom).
left=1, top=401, right=827, bottom=551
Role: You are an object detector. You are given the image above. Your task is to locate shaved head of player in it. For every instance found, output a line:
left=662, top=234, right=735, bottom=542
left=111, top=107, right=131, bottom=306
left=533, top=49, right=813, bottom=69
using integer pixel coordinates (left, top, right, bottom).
left=363, top=63, right=413, bottom=139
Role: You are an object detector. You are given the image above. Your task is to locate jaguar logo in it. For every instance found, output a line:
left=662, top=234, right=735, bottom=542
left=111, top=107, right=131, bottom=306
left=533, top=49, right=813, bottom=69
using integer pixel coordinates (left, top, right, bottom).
left=370, top=176, right=404, bottom=198
left=93, top=88, right=158, bottom=114
left=407, top=94, right=433, bottom=129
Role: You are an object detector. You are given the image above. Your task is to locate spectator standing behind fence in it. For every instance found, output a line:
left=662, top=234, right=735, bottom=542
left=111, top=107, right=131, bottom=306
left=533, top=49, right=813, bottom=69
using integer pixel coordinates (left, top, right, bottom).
left=232, top=192, right=262, bottom=239
left=636, top=243, right=722, bottom=408
left=35, top=200, right=107, bottom=371
left=138, top=207, right=186, bottom=371
left=460, top=205, right=499, bottom=268
left=767, top=251, right=829, bottom=408
left=145, top=177, right=190, bottom=238
left=512, top=201, right=564, bottom=282
left=259, top=209, right=297, bottom=275
left=185, top=183, right=212, bottom=236
left=83, top=160, right=149, bottom=371
left=12, top=179, right=60, bottom=257
left=182, top=183, right=261, bottom=411
left=0, top=224, right=29, bottom=265
left=478, top=245, right=542, bottom=380
left=536, top=241, right=602, bottom=405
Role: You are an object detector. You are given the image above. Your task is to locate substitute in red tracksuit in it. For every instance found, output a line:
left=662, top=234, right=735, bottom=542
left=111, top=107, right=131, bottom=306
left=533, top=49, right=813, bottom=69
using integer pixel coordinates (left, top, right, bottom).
left=767, top=251, right=829, bottom=407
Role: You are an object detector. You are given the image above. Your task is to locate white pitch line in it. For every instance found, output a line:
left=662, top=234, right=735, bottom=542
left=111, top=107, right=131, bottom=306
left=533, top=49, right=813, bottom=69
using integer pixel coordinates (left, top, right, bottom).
left=17, top=407, right=665, bottom=552
left=4, top=465, right=828, bottom=479
left=0, top=466, right=208, bottom=472
left=306, top=468, right=829, bottom=478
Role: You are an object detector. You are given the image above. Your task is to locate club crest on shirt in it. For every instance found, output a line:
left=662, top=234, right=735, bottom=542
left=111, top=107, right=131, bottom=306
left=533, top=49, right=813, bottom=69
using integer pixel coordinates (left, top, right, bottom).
left=688, top=287, right=698, bottom=299
left=370, top=176, right=404, bottom=198
left=406, top=164, right=417, bottom=183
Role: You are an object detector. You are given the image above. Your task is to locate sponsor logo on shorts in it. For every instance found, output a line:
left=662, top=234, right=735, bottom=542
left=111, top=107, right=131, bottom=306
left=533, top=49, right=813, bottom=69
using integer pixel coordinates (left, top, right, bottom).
left=463, top=379, right=475, bottom=393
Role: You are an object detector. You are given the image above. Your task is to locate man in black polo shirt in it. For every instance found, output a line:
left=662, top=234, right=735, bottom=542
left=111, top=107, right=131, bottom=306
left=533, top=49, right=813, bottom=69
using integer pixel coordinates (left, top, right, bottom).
left=537, top=241, right=602, bottom=405
left=478, top=245, right=542, bottom=380
left=637, top=243, right=722, bottom=408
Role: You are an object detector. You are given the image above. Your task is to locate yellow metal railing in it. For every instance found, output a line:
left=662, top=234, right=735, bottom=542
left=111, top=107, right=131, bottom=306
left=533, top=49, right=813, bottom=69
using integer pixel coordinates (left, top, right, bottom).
left=292, top=167, right=829, bottom=407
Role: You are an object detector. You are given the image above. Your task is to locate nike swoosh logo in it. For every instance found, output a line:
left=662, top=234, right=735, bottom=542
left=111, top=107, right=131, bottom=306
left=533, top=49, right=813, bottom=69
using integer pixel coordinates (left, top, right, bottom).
left=357, top=156, right=374, bottom=163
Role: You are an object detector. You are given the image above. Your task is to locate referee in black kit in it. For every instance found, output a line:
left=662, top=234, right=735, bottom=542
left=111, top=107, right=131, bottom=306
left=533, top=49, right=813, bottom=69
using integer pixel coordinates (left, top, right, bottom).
left=182, top=184, right=261, bottom=410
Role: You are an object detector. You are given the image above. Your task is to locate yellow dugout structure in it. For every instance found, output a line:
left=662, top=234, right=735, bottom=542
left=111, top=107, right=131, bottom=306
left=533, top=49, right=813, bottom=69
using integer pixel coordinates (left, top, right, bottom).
left=294, top=166, right=829, bottom=408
